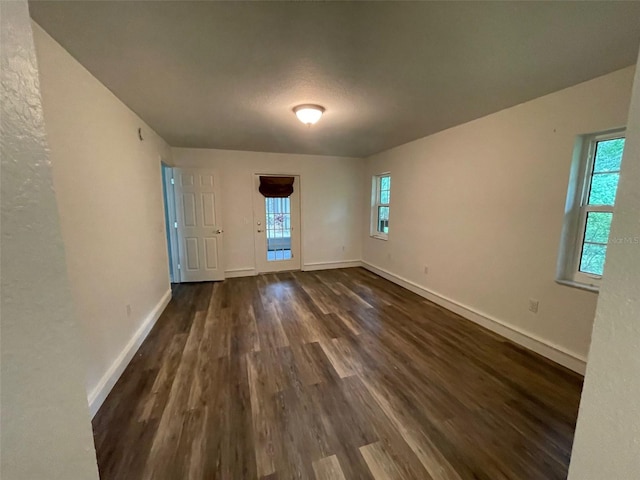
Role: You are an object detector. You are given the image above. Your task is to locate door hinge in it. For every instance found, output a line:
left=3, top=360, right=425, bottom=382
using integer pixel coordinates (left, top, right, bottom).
left=174, top=222, right=178, bottom=229
left=170, top=177, right=175, bottom=185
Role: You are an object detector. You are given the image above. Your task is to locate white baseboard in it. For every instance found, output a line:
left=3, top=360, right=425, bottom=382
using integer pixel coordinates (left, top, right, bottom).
left=361, top=262, right=587, bottom=375
left=302, top=260, right=363, bottom=271
left=223, top=261, right=361, bottom=278
left=224, top=267, right=256, bottom=278
left=87, top=289, right=172, bottom=417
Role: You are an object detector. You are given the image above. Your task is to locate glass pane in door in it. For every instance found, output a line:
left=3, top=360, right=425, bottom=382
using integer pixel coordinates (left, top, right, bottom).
left=265, top=197, right=292, bottom=262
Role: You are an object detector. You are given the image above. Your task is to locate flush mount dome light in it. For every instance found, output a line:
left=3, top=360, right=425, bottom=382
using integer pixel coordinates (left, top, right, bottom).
left=293, top=104, right=325, bottom=125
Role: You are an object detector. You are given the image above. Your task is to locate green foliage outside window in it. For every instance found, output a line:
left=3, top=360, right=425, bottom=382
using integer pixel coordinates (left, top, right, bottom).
left=579, top=138, right=624, bottom=276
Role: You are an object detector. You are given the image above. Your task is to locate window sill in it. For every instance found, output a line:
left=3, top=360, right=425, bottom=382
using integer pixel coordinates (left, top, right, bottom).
left=370, top=234, right=388, bottom=241
left=555, top=279, right=599, bottom=294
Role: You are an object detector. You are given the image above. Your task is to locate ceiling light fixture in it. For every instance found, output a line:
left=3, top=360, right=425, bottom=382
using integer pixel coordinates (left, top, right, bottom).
left=293, top=104, right=325, bottom=126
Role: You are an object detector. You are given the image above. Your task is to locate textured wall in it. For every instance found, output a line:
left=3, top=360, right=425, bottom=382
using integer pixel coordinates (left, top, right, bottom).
left=0, top=1, right=99, bottom=478
left=568, top=49, right=640, bottom=479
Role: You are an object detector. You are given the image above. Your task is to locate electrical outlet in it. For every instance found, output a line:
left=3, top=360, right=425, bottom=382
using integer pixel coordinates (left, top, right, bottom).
left=528, top=299, right=539, bottom=314
left=126, top=304, right=132, bottom=317
left=424, top=265, right=429, bottom=274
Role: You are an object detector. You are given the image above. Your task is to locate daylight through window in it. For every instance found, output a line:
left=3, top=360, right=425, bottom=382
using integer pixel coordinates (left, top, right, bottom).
left=559, top=130, right=625, bottom=289
left=372, top=174, right=391, bottom=238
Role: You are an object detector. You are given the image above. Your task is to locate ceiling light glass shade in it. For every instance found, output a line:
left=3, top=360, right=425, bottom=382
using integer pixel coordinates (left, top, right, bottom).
left=293, top=104, right=325, bottom=125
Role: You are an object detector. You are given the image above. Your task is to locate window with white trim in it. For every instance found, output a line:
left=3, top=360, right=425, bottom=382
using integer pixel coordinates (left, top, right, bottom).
left=371, top=174, right=391, bottom=239
left=558, top=129, right=625, bottom=289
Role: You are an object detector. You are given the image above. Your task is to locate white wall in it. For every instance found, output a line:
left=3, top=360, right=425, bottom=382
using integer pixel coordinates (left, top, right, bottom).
left=26, top=13, right=635, bottom=442
left=362, top=66, right=635, bottom=372
left=33, top=23, right=173, bottom=415
left=568, top=49, right=640, bottom=480
left=171, top=148, right=364, bottom=274
left=0, top=2, right=99, bottom=478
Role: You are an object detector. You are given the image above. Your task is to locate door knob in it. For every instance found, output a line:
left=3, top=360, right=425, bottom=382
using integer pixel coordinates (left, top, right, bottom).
left=215, top=229, right=223, bottom=234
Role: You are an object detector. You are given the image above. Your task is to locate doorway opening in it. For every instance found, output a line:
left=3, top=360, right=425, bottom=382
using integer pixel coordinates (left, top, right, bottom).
left=160, top=166, right=225, bottom=283
left=253, top=174, right=301, bottom=273
left=161, top=162, right=179, bottom=283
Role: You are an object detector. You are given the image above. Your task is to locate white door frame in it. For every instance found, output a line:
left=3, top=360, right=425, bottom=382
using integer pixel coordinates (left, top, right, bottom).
left=161, top=162, right=181, bottom=283
left=252, top=172, right=303, bottom=274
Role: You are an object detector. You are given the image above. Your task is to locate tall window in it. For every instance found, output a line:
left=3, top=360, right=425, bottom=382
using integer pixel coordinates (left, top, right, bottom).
left=559, top=129, right=625, bottom=289
left=372, top=174, right=391, bottom=239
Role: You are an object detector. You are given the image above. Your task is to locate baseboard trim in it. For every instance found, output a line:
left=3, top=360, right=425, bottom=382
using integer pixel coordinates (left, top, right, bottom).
left=302, top=260, right=363, bottom=271
left=87, top=289, right=172, bottom=417
left=224, top=261, right=362, bottom=277
left=361, top=262, right=587, bottom=375
left=224, top=267, right=256, bottom=278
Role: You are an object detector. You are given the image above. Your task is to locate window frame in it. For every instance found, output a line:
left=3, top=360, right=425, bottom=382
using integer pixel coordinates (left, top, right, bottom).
left=371, top=173, right=391, bottom=240
left=558, top=128, right=625, bottom=290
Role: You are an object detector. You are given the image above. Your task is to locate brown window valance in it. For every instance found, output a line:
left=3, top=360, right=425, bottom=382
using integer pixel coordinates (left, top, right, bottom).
left=259, top=176, right=295, bottom=198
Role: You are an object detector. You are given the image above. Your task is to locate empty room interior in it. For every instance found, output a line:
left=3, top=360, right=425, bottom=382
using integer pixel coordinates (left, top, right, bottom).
left=4, top=1, right=640, bottom=479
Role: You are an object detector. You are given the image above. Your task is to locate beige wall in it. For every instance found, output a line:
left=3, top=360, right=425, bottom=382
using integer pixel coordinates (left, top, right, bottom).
left=568, top=50, right=640, bottom=480
left=362, top=66, right=635, bottom=372
left=0, top=2, right=99, bottom=478
left=33, top=24, right=173, bottom=415
left=171, top=148, right=364, bottom=273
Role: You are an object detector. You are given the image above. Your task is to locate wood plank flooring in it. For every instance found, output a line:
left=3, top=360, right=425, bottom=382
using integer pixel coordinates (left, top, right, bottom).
left=93, top=268, right=583, bottom=480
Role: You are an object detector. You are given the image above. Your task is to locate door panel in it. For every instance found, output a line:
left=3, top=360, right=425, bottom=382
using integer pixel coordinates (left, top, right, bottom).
left=202, top=193, right=216, bottom=226
left=253, top=174, right=301, bottom=273
left=174, top=168, right=224, bottom=282
left=204, top=237, right=219, bottom=269
left=182, top=193, right=197, bottom=226
left=185, top=237, right=199, bottom=271
left=181, top=173, right=194, bottom=186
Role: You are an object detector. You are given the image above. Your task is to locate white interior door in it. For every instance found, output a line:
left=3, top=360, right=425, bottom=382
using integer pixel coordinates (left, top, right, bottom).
left=253, top=174, right=301, bottom=273
left=174, top=168, right=225, bottom=282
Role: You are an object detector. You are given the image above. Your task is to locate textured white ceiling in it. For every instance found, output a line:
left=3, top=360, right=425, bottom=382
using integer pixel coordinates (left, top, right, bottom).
left=30, top=1, right=640, bottom=157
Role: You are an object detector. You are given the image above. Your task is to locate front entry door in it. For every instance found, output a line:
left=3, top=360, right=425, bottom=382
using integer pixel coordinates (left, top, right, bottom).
left=174, top=168, right=225, bottom=282
left=253, top=174, right=301, bottom=273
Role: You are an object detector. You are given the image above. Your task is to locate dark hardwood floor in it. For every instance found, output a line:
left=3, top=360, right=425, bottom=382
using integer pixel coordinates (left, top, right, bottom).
left=93, top=268, right=583, bottom=480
